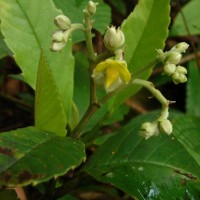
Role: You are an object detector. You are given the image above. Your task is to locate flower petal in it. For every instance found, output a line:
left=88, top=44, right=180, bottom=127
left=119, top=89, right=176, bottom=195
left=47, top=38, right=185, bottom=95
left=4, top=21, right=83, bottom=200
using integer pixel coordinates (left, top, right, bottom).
left=105, top=66, right=120, bottom=88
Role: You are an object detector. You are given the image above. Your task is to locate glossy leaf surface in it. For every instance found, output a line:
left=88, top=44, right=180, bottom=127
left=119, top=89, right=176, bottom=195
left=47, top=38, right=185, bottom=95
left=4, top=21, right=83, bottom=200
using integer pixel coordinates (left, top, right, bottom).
left=84, top=112, right=200, bottom=198
left=0, top=127, right=85, bottom=187
left=0, top=0, right=74, bottom=120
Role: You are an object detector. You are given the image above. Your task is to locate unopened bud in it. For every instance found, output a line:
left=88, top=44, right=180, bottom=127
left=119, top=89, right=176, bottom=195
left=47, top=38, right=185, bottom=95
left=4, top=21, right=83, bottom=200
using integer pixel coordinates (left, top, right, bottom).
left=54, top=15, right=71, bottom=30
left=87, top=1, right=98, bottom=15
left=166, top=52, right=182, bottom=65
left=172, top=72, right=187, bottom=84
left=103, top=27, right=125, bottom=51
left=163, top=63, right=176, bottom=76
left=173, top=42, right=189, bottom=53
left=159, top=119, right=172, bottom=135
left=175, top=66, right=187, bottom=74
left=51, top=41, right=66, bottom=52
left=52, top=31, right=64, bottom=42
left=141, top=122, right=159, bottom=140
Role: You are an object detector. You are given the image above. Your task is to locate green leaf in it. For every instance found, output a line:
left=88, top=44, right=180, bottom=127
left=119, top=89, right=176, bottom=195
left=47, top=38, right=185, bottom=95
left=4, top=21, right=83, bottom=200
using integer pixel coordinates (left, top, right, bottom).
left=170, top=0, right=200, bottom=36
left=0, top=33, right=11, bottom=59
left=0, top=127, right=85, bottom=187
left=186, top=60, right=200, bottom=117
left=35, top=52, right=66, bottom=137
left=111, top=0, right=170, bottom=108
left=0, top=0, right=74, bottom=120
left=53, top=0, right=111, bottom=43
left=84, top=111, right=200, bottom=198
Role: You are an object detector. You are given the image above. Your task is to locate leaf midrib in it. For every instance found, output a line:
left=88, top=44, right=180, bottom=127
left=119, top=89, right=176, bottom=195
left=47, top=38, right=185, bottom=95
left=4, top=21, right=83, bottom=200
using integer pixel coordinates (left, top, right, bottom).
left=16, top=0, right=41, bottom=49
left=0, top=130, right=56, bottom=174
left=91, top=160, right=199, bottom=179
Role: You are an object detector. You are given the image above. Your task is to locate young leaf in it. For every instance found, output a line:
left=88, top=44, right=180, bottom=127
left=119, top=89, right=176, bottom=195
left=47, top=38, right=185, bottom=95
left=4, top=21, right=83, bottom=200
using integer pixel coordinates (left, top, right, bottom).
left=53, top=0, right=111, bottom=43
left=0, top=127, right=85, bottom=188
left=0, top=0, right=74, bottom=120
left=186, top=61, right=200, bottom=117
left=84, top=111, right=200, bottom=198
left=170, top=0, right=200, bottom=36
left=35, top=52, right=66, bottom=137
left=111, top=0, right=170, bottom=108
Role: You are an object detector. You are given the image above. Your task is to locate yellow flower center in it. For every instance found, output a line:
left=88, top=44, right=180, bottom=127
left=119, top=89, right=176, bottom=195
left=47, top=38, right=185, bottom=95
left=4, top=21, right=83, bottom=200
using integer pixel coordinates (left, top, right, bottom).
left=95, top=59, right=131, bottom=89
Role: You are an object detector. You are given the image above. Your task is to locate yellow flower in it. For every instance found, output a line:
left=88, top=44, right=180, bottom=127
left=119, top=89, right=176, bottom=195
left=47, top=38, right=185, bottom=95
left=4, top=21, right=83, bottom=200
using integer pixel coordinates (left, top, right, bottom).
left=92, top=59, right=131, bottom=92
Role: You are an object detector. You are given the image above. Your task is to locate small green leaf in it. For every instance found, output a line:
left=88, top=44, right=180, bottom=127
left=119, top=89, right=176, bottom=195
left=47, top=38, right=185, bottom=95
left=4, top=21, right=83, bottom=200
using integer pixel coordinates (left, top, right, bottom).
left=35, top=52, right=66, bottom=137
left=0, top=127, right=85, bottom=188
left=186, top=60, right=200, bottom=117
left=53, top=0, right=111, bottom=43
left=170, top=0, right=200, bottom=36
left=111, top=0, right=170, bottom=108
left=0, top=0, right=74, bottom=120
left=84, top=111, right=200, bottom=198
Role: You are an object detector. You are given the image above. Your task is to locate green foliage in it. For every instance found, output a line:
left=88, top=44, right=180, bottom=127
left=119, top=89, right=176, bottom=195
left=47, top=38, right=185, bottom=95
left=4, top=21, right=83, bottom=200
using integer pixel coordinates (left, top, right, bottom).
left=0, top=0, right=198, bottom=199
left=186, top=61, right=200, bottom=117
left=170, top=0, right=200, bottom=36
left=0, top=127, right=85, bottom=187
left=0, top=0, right=74, bottom=121
left=35, top=52, right=67, bottom=136
left=111, top=0, right=170, bottom=108
left=53, top=0, right=111, bottom=43
left=84, top=111, right=200, bottom=198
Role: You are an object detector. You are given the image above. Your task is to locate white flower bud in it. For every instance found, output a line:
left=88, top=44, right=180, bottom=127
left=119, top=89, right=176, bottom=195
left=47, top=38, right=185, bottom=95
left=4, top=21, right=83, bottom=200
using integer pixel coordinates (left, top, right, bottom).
left=173, top=42, right=189, bottom=53
left=159, top=119, right=172, bottom=135
left=103, top=27, right=125, bottom=51
left=52, top=31, right=64, bottom=42
left=63, top=30, right=71, bottom=42
left=166, top=52, right=182, bottom=65
left=87, top=1, right=98, bottom=15
left=51, top=41, right=66, bottom=52
left=141, top=122, right=159, bottom=140
left=54, top=15, right=71, bottom=30
left=172, top=72, right=187, bottom=84
left=163, top=63, right=176, bottom=76
left=175, top=66, right=187, bottom=74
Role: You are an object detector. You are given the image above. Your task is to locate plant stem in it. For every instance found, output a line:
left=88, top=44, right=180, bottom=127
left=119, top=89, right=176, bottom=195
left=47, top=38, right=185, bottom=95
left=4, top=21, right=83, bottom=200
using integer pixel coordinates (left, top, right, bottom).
left=83, top=11, right=96, bottom=62
left=71, top=103, right=100, bottom=138
left=132, top=79, right=170, bottom=120
left=83, top=10, right=97, bottom=105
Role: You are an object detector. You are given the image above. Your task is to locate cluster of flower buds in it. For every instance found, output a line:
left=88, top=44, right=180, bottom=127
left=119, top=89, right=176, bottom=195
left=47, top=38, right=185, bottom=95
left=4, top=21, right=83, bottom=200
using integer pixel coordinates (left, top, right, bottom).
left=141, top=114, right=173, bottom=140
left=51, top=15, right=72, bottom=51
left=51, top=15, right=84, bottom=51
left=157, top=42, right=189, bottom=84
